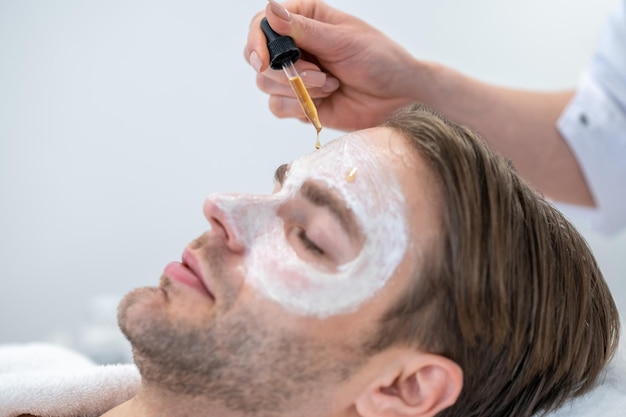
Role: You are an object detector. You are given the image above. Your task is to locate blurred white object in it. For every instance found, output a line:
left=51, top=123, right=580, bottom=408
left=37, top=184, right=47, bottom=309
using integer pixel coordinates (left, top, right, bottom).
left=76, top=294, right=133, bottom=364
left=0, top=343, right=139, bottom=417
left=46, top=294, right=133, bottom=365
left=543, top=337, right=626, bottom=417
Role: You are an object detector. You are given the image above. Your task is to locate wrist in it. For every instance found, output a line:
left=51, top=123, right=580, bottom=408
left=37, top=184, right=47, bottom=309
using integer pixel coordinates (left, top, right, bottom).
left=410, top=60, right=452, bottom=108
left=394, top=57, right=428, bottom=102
left=411, top=60, right=480, bottom=123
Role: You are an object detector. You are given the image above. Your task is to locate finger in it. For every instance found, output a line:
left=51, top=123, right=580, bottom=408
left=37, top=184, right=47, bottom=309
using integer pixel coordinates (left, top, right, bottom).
left=261, top=60, right=325, bottom=85
left=258, top=71, right=339, bottom=98
left=258, top=66, right=290, bottom=85
left=265, top=0, right=345, bottom=57
left=257, top=73, right=294, bottom=97
left=269, top=96, right=325, bottom=126
left=269, top=95, right=315, bottom=120
left=243, top=10, right=270, bottom=72
left=301, top=71, right=340, bottom=94
left=272, top=0, right=342, bottom=26
left=245, top=3, right=330, bottom=74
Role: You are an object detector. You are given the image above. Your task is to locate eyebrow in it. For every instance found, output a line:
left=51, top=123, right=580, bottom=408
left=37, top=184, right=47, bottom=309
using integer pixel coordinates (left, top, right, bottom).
left=274, top=163, right=289, bottom=185
left=300, top=181, right=362, bottom=241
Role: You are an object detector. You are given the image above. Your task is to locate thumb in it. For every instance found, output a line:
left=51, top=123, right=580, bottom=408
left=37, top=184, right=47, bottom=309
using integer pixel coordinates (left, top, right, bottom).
left=264, top=0, right=341, bottom=58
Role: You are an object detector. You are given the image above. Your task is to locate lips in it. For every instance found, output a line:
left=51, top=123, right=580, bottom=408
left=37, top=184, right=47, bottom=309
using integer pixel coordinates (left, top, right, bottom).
left=164, top=248, right=214, bottom=300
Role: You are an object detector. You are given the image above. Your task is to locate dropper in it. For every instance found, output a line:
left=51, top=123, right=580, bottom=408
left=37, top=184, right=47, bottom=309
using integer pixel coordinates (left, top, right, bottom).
left=261, top=17, right=323, bottom=149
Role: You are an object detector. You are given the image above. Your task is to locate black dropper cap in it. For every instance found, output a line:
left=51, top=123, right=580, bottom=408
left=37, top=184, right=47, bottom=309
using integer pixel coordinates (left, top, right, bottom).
left=260, top=17, right=301, bottom=70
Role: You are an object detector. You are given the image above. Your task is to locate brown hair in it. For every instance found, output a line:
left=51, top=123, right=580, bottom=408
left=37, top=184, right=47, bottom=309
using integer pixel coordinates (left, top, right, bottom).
left=370, top=103, right=620, bottom=417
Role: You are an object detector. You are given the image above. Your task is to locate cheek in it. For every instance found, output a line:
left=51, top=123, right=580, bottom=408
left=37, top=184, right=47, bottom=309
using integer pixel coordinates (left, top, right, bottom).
left=245, top=226, right=314, bottom=289
left=244, top=237, right=378, bottom=318
left=251, top=249, right=312, bottom=291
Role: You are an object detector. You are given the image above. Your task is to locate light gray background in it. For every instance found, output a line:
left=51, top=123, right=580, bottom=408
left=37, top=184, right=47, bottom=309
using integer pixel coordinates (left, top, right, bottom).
left=1, top=0, right=624, bottom=362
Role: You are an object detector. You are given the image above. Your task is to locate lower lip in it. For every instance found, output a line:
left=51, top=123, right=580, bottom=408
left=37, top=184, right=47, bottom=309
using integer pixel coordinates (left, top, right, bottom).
left=164, top=261, right=213, bottom=299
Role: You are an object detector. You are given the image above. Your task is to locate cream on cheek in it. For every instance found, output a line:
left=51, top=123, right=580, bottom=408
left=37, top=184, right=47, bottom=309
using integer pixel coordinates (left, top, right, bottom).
left=214, top=134, right=409, bottom=318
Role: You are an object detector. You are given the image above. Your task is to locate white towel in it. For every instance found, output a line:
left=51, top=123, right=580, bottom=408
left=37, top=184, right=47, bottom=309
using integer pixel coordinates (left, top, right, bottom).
left=0, top=343, right=140, bottom=417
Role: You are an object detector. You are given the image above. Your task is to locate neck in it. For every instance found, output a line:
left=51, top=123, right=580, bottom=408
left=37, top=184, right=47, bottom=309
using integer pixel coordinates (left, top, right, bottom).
left=100, top=383, right=244, bottom=417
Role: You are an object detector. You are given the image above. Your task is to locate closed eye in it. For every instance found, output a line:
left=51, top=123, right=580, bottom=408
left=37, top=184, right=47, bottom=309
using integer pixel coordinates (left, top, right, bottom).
left=297, top=227, right=324, bottom=256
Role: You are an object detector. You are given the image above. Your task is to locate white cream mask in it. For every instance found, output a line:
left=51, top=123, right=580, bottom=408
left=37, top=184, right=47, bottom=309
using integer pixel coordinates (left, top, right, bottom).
left=208, top=133, right=408, bottom=318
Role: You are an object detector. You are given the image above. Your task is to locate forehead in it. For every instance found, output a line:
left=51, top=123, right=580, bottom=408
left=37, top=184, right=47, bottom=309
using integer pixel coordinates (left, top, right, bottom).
left=290, top=126, right=442, bottom=256
left=289, top=126, right=433, bottom=198
left=294, top=128, right=402, bottom=169
left=286, top=128, right=410, bottom=196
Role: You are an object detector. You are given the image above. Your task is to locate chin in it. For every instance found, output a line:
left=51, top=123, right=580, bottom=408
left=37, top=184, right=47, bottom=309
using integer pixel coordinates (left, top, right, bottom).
left=117, top=285, right=166, bottom=341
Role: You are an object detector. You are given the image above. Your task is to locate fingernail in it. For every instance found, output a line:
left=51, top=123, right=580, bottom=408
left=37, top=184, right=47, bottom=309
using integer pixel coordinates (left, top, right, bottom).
left=321, top=77, right=340, bottom=93
left=301, top=70, right=326, bottom=87
left=249, top=51, right=262, bottom=73
left=268, top=0, right=291, bottom=22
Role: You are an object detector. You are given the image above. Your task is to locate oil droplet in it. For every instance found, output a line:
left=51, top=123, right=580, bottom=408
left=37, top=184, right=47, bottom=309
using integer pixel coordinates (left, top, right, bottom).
left=315, top=129, right=321, bottom=150
left=345, top=166, right=358, bottom=182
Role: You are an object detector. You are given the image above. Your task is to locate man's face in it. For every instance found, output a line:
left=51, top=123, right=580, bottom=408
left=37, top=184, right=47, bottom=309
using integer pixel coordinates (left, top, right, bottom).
left=118, top=127, right=441, bottom=415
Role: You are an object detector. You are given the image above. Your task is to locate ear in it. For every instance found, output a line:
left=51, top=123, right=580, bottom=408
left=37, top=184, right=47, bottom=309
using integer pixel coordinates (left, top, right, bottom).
left=355, top=352, right=463, bottom=417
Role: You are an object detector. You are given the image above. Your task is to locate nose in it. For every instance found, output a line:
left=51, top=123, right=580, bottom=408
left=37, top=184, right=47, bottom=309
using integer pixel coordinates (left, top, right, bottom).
left=203, top=196, right=246, bottom=254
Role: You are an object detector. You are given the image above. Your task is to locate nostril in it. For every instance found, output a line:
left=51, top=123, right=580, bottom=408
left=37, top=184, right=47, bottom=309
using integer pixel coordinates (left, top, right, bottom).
left=203, top=197, right=246, bottom=253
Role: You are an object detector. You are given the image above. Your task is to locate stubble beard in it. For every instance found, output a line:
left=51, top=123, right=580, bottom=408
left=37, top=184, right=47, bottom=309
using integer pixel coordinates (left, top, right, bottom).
left=117, top=243, right=368, bottom=416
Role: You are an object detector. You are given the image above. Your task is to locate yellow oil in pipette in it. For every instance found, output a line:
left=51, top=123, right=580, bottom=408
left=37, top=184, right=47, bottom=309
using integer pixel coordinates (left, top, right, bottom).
left=283, top=63, right=322, bottom=149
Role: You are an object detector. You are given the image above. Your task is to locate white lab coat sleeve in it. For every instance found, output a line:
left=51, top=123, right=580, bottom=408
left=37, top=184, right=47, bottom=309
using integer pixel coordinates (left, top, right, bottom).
left=557, top=0, right=626, bottom=236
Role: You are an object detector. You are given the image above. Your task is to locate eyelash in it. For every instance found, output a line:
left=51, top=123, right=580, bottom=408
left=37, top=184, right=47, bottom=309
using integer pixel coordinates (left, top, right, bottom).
left=297, top=228, right=324, bottom=256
